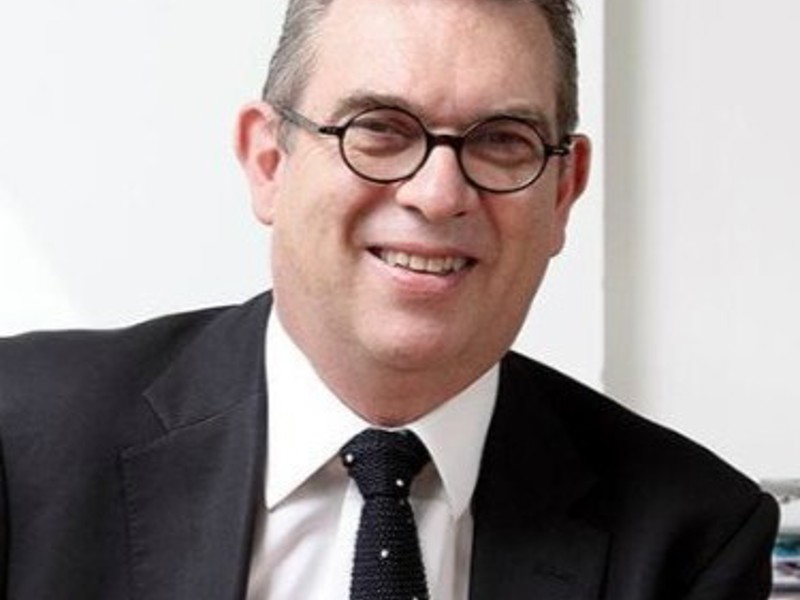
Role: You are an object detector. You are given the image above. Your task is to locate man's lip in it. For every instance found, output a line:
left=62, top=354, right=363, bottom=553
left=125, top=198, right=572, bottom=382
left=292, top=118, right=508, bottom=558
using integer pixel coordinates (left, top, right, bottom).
left=368, top=246, right=477, bottom=276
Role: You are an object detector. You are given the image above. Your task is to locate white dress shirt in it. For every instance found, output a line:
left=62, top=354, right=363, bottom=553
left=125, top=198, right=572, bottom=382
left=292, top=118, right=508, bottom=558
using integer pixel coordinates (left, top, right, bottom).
left=246, top=311, right=498, bottom=600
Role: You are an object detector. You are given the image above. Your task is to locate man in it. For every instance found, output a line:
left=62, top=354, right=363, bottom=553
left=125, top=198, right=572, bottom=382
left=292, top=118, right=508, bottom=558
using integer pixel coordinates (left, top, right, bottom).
left=0, top=0, right=778, bottom=598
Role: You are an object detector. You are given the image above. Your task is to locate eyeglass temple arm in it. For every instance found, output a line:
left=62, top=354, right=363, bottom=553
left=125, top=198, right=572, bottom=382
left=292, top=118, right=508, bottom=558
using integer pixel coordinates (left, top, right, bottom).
left=272, top=104, right=333, bottom=135
left=547, top=134, right=574, bottom=157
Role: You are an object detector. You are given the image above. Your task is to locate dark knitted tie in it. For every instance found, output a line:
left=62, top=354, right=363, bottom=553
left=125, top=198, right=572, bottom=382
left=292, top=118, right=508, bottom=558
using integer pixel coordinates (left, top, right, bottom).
left=340, top=429, right=431, bottom=600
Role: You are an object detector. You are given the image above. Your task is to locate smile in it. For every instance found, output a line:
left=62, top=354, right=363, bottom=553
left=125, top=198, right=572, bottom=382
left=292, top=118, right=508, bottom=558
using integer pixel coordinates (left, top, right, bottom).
left=375, top=249, right=472, bottom=275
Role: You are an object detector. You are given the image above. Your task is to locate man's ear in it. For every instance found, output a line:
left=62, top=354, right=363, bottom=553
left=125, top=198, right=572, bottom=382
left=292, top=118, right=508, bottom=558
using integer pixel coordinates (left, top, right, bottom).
left=235, top=101, right=284, bottom=226
left=550, top=133, right=591, bottom=256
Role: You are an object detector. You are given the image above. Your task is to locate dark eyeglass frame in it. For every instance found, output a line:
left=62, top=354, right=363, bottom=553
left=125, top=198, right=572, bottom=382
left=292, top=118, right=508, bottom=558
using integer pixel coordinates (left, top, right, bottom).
left=273, top=103, right=573, bottom=194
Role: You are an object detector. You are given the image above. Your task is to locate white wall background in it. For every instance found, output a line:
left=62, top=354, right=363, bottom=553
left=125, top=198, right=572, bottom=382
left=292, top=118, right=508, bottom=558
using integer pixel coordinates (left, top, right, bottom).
left=606, top=0, right=800, bottom=478
left=0, top=0, right=278, bottom=329
left=2, top=0, right=793, bottom=480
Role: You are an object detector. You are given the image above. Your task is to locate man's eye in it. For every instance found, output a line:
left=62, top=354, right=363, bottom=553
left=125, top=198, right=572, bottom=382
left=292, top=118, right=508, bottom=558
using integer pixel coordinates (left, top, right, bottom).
left=346, top=115, right=420, bottom=157
left=469, top=129, right=540, bottom=163
left=475, top=130, right=531, bottom=149
left=352, top=118, right=414, bottom=138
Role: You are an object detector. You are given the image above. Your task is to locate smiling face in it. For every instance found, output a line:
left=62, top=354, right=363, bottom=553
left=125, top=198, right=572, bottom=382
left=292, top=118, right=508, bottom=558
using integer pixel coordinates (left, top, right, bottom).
left=238, top=0, right=590, bottom=423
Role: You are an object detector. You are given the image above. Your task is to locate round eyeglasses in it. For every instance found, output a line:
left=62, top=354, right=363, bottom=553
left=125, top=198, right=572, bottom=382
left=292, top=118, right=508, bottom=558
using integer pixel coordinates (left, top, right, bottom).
left=274, top=104, right=572, bottom=194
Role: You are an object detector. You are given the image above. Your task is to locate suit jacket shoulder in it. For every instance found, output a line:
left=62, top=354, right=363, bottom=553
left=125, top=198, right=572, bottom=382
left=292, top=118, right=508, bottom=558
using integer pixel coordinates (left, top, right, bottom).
left=0, top=304, right=227, bottom=467
left=502, top=351, right=760, bottom=499
left=0, top=295, right=270, bottom=600
left=469, top=351, right=778, bottom=599
left=0, top=305, right=222, bottom=411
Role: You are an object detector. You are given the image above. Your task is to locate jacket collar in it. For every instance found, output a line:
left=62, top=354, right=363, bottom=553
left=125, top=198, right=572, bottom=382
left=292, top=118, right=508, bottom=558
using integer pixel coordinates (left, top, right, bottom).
left=144, top=293, right=271, bottom=430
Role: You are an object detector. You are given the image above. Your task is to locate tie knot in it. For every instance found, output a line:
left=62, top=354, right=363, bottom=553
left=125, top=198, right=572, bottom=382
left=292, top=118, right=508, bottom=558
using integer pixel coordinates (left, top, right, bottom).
left=341, top=429, right=430, bottom=499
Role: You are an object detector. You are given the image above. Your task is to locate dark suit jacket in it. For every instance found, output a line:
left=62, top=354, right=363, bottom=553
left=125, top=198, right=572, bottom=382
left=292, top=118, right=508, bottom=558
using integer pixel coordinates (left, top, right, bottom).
left=0, top=293, right=778, bottom=599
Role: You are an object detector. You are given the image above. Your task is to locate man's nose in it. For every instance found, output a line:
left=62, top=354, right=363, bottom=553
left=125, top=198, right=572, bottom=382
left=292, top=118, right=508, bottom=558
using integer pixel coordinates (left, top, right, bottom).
left=393, top=146, right=481, bottom=221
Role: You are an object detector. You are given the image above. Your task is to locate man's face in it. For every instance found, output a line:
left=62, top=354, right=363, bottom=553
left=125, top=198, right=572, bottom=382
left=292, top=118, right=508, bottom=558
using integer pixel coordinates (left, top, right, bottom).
left=243, top=0, right=589, bottom=396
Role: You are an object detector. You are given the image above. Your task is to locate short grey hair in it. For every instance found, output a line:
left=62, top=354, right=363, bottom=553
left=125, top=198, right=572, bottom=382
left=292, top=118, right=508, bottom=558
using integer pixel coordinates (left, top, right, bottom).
left=262, top=0, right=579, bottom=137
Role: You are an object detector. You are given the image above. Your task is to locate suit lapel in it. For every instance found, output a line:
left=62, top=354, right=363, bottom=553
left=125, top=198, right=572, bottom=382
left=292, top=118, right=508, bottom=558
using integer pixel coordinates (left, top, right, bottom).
left=120, top=294, right=271, bottom=600
left=470, top=354, right=609, bottom=599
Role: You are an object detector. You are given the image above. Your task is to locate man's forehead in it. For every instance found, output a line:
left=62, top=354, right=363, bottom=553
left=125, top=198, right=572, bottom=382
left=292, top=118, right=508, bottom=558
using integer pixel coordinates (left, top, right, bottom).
left=315, top=0, right=550, bottom=45
left=306, top=0, right=559, bottom=130
left=312, top=0, right=555, bottom=63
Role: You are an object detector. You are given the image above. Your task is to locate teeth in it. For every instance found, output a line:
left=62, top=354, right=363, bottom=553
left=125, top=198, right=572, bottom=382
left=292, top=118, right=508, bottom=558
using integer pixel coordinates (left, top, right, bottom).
left=393, top=251, right=409, bottom=268
left=409, top=255, right=427, bottom=271
left=427, top=257, right=444, bottom=273
left=378, top=250, right=470, bottom=275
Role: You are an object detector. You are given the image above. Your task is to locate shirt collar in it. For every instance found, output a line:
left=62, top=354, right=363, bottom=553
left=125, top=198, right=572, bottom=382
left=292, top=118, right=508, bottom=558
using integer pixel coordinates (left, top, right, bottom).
left=265, top=310, right=499, bottom=520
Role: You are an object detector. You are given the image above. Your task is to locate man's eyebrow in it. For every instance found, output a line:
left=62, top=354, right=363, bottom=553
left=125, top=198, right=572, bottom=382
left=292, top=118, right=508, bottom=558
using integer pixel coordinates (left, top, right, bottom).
left=493, top=107, right=556, bottom=139
left=327, top=91, right=557, bottom=138
left=327, top=92, right=417, bottom=122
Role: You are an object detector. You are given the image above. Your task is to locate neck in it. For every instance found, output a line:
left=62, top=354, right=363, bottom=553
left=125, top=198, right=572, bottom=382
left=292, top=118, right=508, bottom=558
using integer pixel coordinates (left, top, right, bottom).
left=304, top=343, right=492, bottom=427
left=274, top=306, right=496, bottom=427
